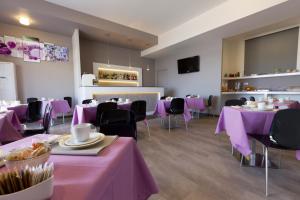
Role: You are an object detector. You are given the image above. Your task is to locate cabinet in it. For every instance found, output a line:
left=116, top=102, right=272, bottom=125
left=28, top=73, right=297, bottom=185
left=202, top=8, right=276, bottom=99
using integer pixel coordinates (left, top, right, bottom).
left=0, top=62, right=17, bottom=100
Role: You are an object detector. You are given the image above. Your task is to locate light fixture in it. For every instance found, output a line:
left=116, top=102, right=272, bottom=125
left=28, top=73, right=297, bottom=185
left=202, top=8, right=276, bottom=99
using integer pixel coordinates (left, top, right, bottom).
left=19, top=16, right=30, bottom=26
left=146, top=65, right=150, bottom=71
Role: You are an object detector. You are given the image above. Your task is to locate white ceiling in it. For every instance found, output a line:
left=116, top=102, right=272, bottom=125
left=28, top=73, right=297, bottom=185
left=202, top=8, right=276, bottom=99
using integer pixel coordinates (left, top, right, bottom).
left=46, top=0, right=227, bottom=35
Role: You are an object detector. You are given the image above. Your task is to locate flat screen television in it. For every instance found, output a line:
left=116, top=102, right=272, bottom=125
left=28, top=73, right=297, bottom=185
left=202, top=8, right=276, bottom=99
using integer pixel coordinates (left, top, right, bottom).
left=177, top=56, right=200, bottom=74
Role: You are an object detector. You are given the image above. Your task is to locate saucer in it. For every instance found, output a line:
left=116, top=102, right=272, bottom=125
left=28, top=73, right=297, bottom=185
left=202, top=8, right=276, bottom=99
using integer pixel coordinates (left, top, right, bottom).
left=62, top=132, right=105, bottom=148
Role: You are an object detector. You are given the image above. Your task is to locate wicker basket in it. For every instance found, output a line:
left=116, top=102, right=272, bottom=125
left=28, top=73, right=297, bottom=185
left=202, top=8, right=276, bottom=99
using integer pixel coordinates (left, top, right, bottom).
left=5, top=151, right=50, bottom=169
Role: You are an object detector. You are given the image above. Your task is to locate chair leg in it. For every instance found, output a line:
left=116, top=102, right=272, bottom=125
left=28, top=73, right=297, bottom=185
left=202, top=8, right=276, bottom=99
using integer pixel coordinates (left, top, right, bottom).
left=145, top=120, right=150, bottom=137
left=168, top=115, right=171, bottom=133
left=231, top=146, right=234, bottom=155
left=278, top=149, right=282, bottom=168
left=62, top=113, right=65, bottom=124
left=240, top=155, right=244, bottom=167
left=265, top=147, right=269, bottom=197
left=185, top=120, right=188, bottom=132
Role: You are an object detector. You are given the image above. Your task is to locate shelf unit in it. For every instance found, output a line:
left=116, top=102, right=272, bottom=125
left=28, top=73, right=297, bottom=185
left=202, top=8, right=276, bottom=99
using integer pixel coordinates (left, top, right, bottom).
left=222, top=72, right=300, bottom=80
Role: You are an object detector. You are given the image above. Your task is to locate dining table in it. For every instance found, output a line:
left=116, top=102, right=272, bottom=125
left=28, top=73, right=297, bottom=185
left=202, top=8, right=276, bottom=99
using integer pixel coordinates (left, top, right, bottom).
left=7, top=99, right=71, bottom=122
left=1, top=134, right=159, bottom=200
left=72, top=102, right=132, bottom=126
left=185, top=97, right=206, bottom=111
left=153, top=99, right=192, bottom=122
left=215, top=106, right=300, bottom=160
left=0, top=110, right=23, bottom=143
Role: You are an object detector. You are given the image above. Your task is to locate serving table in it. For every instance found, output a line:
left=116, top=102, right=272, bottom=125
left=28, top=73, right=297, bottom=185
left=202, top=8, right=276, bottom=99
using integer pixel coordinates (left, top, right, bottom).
left=215, top=106, right=300, bottom=166
left=72, top=102, right=132, bottom=126
left=1, top=135, right=159, bottom=200
left=0, top=110, right=23, bottom=143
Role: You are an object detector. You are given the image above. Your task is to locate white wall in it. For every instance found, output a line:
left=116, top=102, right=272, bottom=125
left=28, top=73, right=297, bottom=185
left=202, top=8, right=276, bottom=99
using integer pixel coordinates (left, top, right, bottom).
left=155, top=39, right=223, bottom=114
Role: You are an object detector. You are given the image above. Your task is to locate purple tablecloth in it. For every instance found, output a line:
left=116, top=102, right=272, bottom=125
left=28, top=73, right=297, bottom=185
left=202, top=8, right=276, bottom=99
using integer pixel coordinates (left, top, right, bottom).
left=215, top=106, right=300, bottom=159
left=42, top=100, right=71, bottom=118
left=72, top=103, right=132, bottom=125
left=1, top=135, right=159, bottom=200
left=7, top=104, right=28, bottom=122
left=153, top=100, right=192, bottom=122
left=185, top=97, right=206, bottom=111
left=0, top=110, right=23, bottom=143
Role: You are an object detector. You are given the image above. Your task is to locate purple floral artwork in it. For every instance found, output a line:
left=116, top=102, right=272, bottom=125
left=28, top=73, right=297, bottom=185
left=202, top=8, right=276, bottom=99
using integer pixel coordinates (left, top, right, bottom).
left=4, top=36, right=23, bottom=58
left=23, top=40, right=41, bottom=62
left=0, top=37, right=11, bottom=55
left=44, top=43, right=56, bottom=61
left=54, top=46, right=69, bottom=62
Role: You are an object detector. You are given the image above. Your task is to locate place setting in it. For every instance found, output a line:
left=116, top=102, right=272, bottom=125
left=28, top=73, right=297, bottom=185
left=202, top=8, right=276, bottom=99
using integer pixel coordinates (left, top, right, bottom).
left=51, top=123, right=118, bottom=156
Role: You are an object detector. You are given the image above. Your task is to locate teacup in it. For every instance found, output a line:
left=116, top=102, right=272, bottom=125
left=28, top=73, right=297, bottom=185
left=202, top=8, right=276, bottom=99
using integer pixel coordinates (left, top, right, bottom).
left=257, top=102, right=266, bottom=110
left=125, top=98, right=130, bottom=103
left=118, top=98, right=123, bottom=102
left=71, top=123, right=92, bottom=142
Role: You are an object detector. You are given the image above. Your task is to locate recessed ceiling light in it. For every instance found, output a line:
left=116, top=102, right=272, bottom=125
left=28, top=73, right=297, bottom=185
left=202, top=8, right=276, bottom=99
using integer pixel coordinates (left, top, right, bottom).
left=19, top=17, right=30, bottom=26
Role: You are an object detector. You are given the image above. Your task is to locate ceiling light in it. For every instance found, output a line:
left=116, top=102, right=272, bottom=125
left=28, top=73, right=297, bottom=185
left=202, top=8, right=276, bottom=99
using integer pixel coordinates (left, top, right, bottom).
left=146, top=65, right=150, bottom=71
left=19, top=17, right=30, bottom=26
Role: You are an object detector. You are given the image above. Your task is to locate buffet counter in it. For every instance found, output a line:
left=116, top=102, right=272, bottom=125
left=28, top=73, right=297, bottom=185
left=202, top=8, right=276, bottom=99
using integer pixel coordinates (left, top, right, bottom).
left=79, top=86, right=164, bottom=113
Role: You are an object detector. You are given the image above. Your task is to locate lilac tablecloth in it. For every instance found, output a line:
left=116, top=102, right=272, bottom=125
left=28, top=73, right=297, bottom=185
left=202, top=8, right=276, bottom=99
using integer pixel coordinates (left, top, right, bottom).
left=215, top=106, right=300, bottom=159
left=72, top=103, right=132, bottom=125
left=153, top=100, right=192, bottom=122
left=7, top=104, right=28, bottom=122
left=0, top=110, right=23, bottom=143
left=185, top=97, right=206, bottom=111
left=1, top=135, right=159, bottom=200
left=42, top=100, right=71, bottom=118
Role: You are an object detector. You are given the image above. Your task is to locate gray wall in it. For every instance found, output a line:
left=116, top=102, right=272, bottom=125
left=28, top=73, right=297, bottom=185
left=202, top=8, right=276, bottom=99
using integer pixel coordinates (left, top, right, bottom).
left=155, top=38, right=223, bottom=114
left=0, top=22, right=74, bottom=103
left=80, top=38, right=156, bottom=86
left=245, top=27, right=299, bottom=75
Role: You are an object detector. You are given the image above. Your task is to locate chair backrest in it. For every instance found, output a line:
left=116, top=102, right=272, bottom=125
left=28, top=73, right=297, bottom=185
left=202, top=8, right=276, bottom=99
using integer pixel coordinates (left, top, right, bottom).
left=160, top=96, right=166, bottom=100
left=110, top=98, right=119, bottom=102
left=100, top=109, right=137, bottom=140
left=82, top=99, right=93, bottom=104
left=27, top=100, right=42, bottom=122
left=270, top=109, right=300, bottom=149
left=225, top=99, right=244, bottom=106
left=169, top=98, right=184, bottom=114
left=43, top=106, right=53, bottom=134
left=240, top=97, right=247, bottom=104
left=186, top=94, right=191, bottom=97
left=27, top=97, right=38, bottom=103
left=95, top=102, right=118, bottom=126
left=249, top=96, right=255, bottom=101
left=64, top=96, right=72, bottom=107
left=207, top=95, right=213, bottom=107
left=130, top=100, right=147, bottom=122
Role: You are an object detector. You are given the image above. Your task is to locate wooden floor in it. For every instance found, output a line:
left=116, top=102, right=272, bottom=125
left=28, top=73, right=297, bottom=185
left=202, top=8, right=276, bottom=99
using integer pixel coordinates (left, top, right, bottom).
left=51, top=116, right=300, bottom=200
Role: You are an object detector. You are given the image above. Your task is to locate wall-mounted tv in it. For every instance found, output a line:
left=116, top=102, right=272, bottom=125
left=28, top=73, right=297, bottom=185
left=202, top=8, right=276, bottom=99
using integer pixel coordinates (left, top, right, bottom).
left=177, top=56, right=200, bottom=74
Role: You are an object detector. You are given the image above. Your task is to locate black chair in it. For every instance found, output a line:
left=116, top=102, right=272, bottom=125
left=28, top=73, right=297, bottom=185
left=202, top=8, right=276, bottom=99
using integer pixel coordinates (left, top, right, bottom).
left=130, top=100, right=150, bottom=136
left=249, top=96, right=256, bottom=101
left=100, top=109, right=137, bottom=140
left=160, top=96, right=166, bottom=100
left=95, top=102, right=117, bottom=127
left=166, top=98, right=187, bottom=133
left=82, top=99, right=93, bottom=104
left=64, top=96, right=72, bottom=108
left=27, top=97, right=38, bottom=103
left=206, top=95, right=214, bottom=117
left=247, top=109, right=300, bottom=196
left=240, top=97, right=247, bottom=104
left=26, top=100, right=42, bottom=122
left=225, top=99, right=244, bottom=106
left=110, top=98, right=119, bottom=102
left=23, top=106, right=53, bottom=136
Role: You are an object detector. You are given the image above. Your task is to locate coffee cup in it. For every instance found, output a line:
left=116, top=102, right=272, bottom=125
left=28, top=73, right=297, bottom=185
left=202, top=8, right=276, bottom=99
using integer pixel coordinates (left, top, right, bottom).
left=257, top=102, right=266, bottom=110
left=71, top=123, right=91, bottom=142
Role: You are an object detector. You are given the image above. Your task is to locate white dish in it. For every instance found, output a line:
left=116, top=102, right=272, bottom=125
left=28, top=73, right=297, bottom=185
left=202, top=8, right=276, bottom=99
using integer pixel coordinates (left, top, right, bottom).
left=0, top=176, right=53, bottom=200
left=59, top=133, right=105, bottom=149
left=64, top=132, right=105, bottom=146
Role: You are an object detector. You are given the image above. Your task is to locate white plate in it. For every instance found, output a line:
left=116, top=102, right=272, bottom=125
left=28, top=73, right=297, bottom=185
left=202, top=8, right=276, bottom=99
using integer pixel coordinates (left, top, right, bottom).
left=59, top=133, right=105, bottom=149
left=64, top=132, right=104, bottom=146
